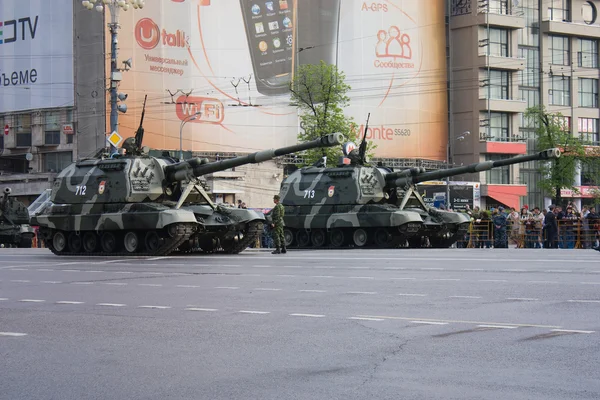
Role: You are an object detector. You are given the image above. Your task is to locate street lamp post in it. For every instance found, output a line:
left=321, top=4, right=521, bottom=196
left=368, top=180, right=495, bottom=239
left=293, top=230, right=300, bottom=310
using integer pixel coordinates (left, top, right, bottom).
left=81, top=0, right=145, bottom=154
left=179, top=112, right=201, bottom=160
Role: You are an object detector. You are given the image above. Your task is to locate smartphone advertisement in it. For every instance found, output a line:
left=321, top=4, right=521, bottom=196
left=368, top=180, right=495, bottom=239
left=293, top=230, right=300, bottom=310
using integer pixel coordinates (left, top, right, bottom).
left=113, top=0, right=447, bottom=159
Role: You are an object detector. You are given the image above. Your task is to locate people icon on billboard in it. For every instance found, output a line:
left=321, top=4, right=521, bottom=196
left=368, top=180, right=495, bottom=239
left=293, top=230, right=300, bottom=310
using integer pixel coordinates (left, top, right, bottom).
left=376, top=26, right=412, bottom=59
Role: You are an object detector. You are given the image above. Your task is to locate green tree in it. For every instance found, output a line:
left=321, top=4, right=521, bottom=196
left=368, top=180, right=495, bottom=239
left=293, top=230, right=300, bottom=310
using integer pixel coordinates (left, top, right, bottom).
left=524, top=105, right=600, bottom=205
left=289, top=61, right=373, bottom=165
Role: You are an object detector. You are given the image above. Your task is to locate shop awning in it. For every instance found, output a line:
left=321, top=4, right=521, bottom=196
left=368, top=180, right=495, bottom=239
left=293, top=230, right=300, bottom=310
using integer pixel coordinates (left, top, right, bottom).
left=484, top=184, right=527, bottom=210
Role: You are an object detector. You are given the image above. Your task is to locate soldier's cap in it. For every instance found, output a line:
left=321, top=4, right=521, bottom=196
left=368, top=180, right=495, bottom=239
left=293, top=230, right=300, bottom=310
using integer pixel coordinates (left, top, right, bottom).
left=273, top=194, right=280, bottom=200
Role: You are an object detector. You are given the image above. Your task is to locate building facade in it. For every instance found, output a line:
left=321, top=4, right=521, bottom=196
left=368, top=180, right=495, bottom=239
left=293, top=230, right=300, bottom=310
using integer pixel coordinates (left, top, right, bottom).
left=449, top=0, right=600, bottom=210
left=0, top=0, right=105, bottom=204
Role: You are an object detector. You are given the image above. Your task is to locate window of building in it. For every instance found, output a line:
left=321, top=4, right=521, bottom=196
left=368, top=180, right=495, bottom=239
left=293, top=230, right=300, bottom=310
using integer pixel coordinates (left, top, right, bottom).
left=488, top=70, right=510, bottom=99
left=488, top=0, right=509, bottom=14
left=66, top=134, right=74, bottom=144
left=548, top=0, right=570, bottom=22
left=519, top=47, right=540, bottom=87
left=16, top=114, right=32, bottom=147
left=520, top=88, right=540, bottom=127
left=518, top=2, right=540, bottom=47
left=549, top=76, right=571, bottom=106
left=579, top=78, right=599, bottom=108
left=43, top=152, right=72, bottom=173
left=45, top=111, right=61, bottom=145
left=549, top=36, right=570, bottom=65
left=579, top=39, right=598, bottom=68
left=487, top=112, right=510, bottom=141
left=489, top=28, right=509, bottom=57
left=486, top=154, right=511, bottom=184
left=578, top=118, right=599, bottom=145
left=581, top=163, right=600, bottom=186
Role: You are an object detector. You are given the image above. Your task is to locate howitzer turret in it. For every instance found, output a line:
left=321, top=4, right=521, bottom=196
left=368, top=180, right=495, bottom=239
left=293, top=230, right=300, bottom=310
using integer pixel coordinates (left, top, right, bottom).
left=277, top=124, right=562, bottom=249
left=32, top=94, right=345, bottom=256
left=0, top=187, right=35, bottom=248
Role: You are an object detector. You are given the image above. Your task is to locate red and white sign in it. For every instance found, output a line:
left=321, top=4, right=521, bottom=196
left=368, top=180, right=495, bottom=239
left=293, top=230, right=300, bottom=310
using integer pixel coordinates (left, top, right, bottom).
left=560, top=186, right=600, bottom=198
left=98, top=181, right=106, bottom=195
left=4, top=125, right=9, bottom=136
left=328, top=186, right=335, bottom=197
left=62, top=124, right=74, bottom=134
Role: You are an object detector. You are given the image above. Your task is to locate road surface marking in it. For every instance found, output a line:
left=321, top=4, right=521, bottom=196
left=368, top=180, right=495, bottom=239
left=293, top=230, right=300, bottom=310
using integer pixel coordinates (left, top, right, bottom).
left=95, top=260, right=128, bottom=264
left=348, top=276, right=375, bottom=280
left=37, top=269, right=54, bottom=271
left=19, top=299, right=45, bottom=303
left=102, top=282, right=127, bottom=286
left=61, top=269, right=80, bottom=272
left=96, top=303, right=126, bottom=307
left=86, top=271, right=104, bottom=273
left=504, top=269, right=528, bottom=272
left=138, top=305, right=171, bottom=309
left=346, top=291, right=377, bottom=295
left=568, top=300, right=600, bottom=303
left=507, top=298, right=539, bottom=301
left=581, top=282, right=600, bottom=285
left=41, top=281, right=62, bottom=284
left=147, top=256, right=171, bottom=261
left=477, top=325, right=518, bottom=329
left=146, top=272, right=165, bottom=275
left=239, top=273, right=261, bottom=277
left=311, top=276, right=334, bottom=278
left=289, top=313, right=325, bottom=318
left=411, top=321, right=449, bottom=325
left=138, top=284, right=162, bottom=287
left=0, top=298, right=8, bottom=301
left=433, top=278, right=461, bottom=281
left=215, top=287, right=239, bottom=290
left=239, top=310, right=270, bottom=314
left=357, top=315, right=561, bottom=329
left=528, top=281, right=558, bottom=284
left=56, top=301, right=84, bottom=305
left=479, top=280, right=507, bottom=282
left=398, top=293, right=427, bottom=297
left=391, top=277, right=416, bottom=280
left=9, top=268, right=28, bottom=271
left=299, top=290, right=327, bottom=293
left=421, top=268, right=444, bottom=271
left=115, top=271, right=133, bottom=274
left=349, top=266, right=369, bottom=269
left=10, top=280, right=30, bottom=283
left=277, top=275, right=297, bottom=277
left=349, top=317, right=384, bottom=322
left=185, top=308, right=217, bottom=312
left=252, top=265, right=272, bottom=268
left=551, top=329, right=595, bottom=334
left=546, top=270, right=572, bottom=273
left=0, top=332, right=27, bottom=337
left=254, top=288, right=282, bottom=291
left=449, top=296, right=482, bottom=299
left=71, top=282, right=94, bottom=285
left=176, top=285, right=201, bottom=288
left=384, top=267, right=405, bottom=270
left=462, top=268, right=484, bottom=271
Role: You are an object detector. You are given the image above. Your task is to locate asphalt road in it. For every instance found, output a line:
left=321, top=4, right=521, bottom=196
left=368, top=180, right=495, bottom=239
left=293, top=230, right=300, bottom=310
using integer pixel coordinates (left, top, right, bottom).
left=1, top=248, right=599, bottom=400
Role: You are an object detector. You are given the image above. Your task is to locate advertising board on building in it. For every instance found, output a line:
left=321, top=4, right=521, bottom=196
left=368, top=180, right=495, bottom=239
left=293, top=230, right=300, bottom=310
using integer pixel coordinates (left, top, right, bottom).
left=0, top=0, right=74, bottom=113
left=114, top=0, right=447, bottom=158
left=417, top=181, right=481, bottom=210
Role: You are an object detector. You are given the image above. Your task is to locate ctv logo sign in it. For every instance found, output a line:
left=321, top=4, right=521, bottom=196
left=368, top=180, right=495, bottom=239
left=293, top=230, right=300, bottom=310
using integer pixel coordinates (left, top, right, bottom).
left=0, top=16, right=38, bottom=44
left=135, top=18, right=187, bottom=50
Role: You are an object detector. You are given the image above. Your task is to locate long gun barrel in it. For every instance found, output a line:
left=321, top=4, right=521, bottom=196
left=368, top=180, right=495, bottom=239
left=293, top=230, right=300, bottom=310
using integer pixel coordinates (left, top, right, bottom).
left=384, top=167, right=426, bottom=182
left=391, top=148, right=561, bottom=187
left=164, top=133, right=344, bottom=183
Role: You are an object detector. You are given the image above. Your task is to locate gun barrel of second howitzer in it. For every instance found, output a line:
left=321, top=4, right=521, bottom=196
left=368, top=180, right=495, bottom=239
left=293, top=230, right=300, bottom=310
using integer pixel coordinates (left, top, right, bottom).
left=392, top=148, right=561, bottom=187
left=164, top=133, right=343, bottom=182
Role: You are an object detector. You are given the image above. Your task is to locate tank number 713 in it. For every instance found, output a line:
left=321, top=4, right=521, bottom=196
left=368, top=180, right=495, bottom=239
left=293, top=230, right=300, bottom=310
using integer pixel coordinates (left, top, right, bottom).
left=304, top=190, right=315, bottom=198
left=75, top=185, right=87, bottom=196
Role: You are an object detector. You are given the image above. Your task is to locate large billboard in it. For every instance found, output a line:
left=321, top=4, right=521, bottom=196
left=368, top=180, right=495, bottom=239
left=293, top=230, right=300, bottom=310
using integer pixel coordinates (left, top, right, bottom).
left=0, top=0, right=74, bottom=113
left=113, top=0, right=447, bottom=159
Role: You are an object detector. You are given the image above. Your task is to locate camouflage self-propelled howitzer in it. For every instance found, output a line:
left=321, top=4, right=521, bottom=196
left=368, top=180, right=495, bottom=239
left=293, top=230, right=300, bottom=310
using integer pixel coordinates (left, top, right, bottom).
left=392, top=148, right=561, bottom=248
left=32, top=96, right=343, bottom=256
left=279, top=116, right=561, bottom=249
left=0, top=188, right=35, bottom=248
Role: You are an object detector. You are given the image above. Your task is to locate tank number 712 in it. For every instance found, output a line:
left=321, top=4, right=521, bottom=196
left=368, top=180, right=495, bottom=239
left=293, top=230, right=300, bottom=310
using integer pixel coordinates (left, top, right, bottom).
left=304, top=190, right=315, bottom=198
left=75, top=185, right=87, bottom=196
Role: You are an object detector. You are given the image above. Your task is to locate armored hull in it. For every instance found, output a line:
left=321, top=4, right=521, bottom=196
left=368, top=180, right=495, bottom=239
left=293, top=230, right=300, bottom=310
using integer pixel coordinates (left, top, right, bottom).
left=32, top=133, right=343, bottom=256
left=0, top=188, right=35, bottom=248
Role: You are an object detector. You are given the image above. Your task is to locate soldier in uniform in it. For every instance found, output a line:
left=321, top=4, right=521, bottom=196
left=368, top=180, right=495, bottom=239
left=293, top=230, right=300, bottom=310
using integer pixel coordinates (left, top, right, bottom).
left=269, top=194, right=286, bottom=254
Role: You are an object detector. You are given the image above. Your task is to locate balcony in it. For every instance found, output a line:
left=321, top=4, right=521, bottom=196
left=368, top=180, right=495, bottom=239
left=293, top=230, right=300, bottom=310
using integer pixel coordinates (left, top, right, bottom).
left=477, top=11, right=525, bottom=29
left=478, top=55, right=525, bottom=70
left=477, top=136, right=527, bottom=154
left=478, top=98, right=526, bottom=113
left=541, top=20, right=600, bottom=38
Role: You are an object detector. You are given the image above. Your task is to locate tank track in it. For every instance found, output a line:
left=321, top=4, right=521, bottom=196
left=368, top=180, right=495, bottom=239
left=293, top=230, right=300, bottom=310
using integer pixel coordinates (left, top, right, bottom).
left=282, top=227, right=412, bottom=250
left=44, top=223, right=196, bottom=257
left=176, top=220, right=264, bottom=255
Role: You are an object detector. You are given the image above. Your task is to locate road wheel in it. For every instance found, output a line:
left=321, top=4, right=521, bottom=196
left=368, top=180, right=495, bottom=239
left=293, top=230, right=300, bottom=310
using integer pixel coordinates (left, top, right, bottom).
left=329, top=229, right=345, bottom=247
left=68, top=233, right=82, bottom=252
left=124, top=231, right=140, bottom=253
left=283, top=229, right=295, bottom=247
left=145, top=231, right=161, bottom=252
left=101, top=232, right=117, bottom=253
left=311, top=229, right=326, bottom=247
left=373, top=228, right=393, bottom=247
left=82, top=232, right=99, bottom=253
left=352, top=229, right=368, bottom=247
left=52, top=231, right=67, bottom=252
left=296, top=230, right=310, bottom=247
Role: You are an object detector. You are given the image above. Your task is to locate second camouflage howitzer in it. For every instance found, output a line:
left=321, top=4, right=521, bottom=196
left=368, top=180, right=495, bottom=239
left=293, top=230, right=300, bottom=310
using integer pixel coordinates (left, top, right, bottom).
left=32, top=125, right=344, bottom=256
left=0, top=187, right=36, bottom=248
